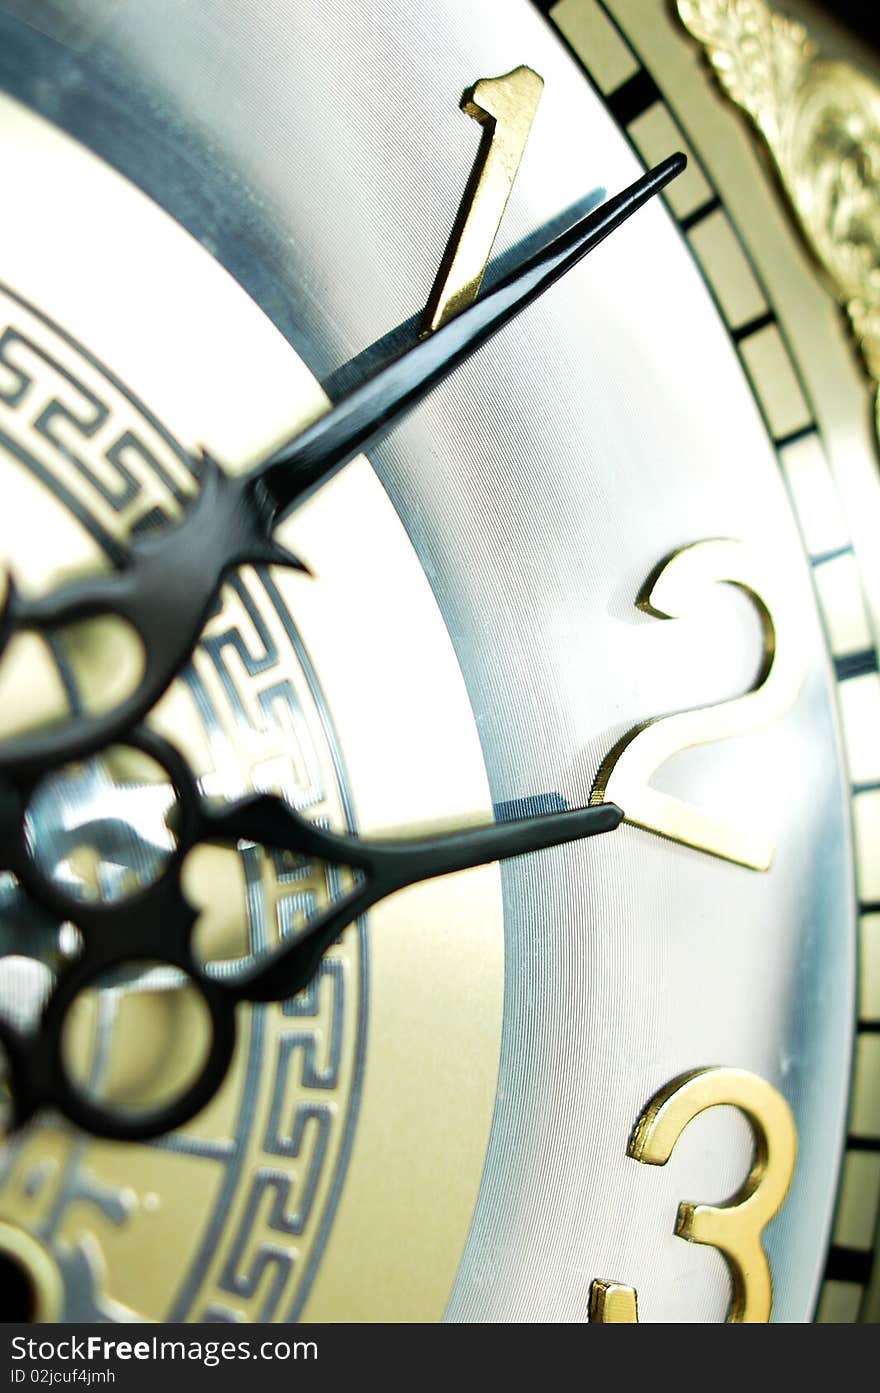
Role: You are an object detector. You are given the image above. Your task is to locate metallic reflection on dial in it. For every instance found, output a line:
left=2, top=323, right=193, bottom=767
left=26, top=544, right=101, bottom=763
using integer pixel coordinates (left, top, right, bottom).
left=0, top=0, right=857, bottom=1322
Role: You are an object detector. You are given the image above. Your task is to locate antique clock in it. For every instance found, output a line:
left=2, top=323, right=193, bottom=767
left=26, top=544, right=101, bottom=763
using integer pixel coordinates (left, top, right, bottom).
left=0, top=0, right=877, bottom=1324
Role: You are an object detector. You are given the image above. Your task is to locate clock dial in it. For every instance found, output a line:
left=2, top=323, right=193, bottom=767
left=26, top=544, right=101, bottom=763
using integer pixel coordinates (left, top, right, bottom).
left=0, top=0, right=876, bottom=1323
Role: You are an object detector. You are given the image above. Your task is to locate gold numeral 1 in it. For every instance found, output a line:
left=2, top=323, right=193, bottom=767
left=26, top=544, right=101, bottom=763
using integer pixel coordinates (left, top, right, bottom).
left=423, top=65, right=544, bottom=333
left=589, top=1067, right=798, bottom=1323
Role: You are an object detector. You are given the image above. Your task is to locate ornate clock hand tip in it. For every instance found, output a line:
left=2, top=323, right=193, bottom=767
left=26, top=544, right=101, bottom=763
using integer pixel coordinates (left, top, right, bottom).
left=657, top=151, right=687, bottom=180
left=261, top=154, right=687, bottom=519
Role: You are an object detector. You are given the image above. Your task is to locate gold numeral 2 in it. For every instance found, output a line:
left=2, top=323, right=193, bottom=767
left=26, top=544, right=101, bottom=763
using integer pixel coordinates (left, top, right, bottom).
left=590, top=538, right=807, bottom=870
left=423, top=65, right=544, bottom=333
left=590, top=1067, right=798, bottom=1323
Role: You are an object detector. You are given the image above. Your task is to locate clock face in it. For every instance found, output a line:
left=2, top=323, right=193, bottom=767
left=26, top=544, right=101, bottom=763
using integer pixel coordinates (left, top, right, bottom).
left=0, top=0, right=877, bottom=1324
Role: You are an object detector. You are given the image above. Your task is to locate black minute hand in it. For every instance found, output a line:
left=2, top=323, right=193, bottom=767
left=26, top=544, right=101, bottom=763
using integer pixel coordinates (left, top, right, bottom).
left=4, top=154, right=685, bottom=778
left=261, top=152, right=686, bottom=516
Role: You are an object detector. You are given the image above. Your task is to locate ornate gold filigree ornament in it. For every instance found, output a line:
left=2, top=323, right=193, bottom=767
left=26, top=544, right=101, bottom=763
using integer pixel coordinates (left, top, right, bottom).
left=678, top=0, right=880, bottom=413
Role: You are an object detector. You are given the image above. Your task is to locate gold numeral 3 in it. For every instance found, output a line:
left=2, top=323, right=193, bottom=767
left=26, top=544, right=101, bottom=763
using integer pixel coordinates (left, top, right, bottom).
left=590, top=1067, right=798, bottom=1323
